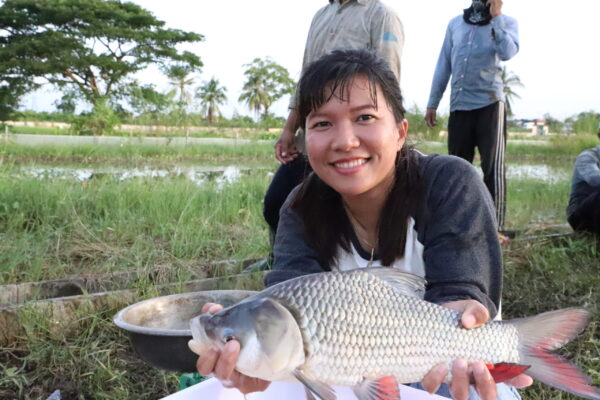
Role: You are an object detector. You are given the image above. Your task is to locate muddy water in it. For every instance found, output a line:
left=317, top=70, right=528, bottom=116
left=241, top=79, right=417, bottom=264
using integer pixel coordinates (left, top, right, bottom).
left=11, top=163, right=569, bottom=184
left=13, top=165, right=272, bottom=187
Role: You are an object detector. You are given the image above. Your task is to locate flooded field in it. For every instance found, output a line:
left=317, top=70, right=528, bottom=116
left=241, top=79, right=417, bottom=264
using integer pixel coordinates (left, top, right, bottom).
left=9, top=162, right=570, bottom=184
left=9, top=165, right=273, bottom=188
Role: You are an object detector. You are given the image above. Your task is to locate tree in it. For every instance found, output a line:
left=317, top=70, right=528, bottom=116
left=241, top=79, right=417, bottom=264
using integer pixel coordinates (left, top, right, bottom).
left=129, top=83, right=171, bottom=122
left=239, top=58, right=294, bottom=121
left=0, top=0, right=203, bottom=124
left=196, top=78, right=227, bottom=124
left=164, top=64, right=199, bottom=109
left=500, top=66, right=524, bottom=117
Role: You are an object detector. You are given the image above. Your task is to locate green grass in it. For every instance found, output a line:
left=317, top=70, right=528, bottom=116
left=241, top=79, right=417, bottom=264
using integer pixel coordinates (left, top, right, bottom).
left=1, top=139, right=599, bottom=399
left=0, top=172, right=272, bottom=284
left=0, top=142, right=275, bottom=166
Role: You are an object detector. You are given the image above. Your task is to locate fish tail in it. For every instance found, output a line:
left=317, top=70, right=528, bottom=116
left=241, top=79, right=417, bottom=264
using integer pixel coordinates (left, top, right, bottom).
left=514, top=307, right=600, bottom=400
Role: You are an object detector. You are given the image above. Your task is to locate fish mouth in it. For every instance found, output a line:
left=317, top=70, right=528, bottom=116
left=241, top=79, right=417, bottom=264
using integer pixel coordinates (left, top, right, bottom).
left=188, top=314, right=214, bottom=355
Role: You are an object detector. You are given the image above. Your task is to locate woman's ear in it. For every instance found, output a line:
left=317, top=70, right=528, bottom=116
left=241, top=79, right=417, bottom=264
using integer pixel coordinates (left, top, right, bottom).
left=396, top=118, right=408, bottom=150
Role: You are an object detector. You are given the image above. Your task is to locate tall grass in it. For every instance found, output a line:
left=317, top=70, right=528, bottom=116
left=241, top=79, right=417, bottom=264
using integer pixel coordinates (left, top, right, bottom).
left=1, top=139, right=598, bottom=399
left=0, top=173, right=271, bottom=284
left=0, top=142, right=275, bottom=165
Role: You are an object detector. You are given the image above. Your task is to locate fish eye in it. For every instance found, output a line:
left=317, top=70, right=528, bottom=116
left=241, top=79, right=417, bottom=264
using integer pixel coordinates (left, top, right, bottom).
left=222, top=328, right=238, bottom=343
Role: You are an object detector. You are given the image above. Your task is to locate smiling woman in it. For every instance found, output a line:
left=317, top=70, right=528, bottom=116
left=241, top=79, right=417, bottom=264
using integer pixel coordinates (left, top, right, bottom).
left=193, top=49, right=534, bottom=400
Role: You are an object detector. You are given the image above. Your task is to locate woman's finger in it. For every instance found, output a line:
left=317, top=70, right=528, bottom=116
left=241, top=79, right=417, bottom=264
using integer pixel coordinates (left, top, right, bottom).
left=201, top=302, right=223, bottom=314
left=420, top=363, right=448, bottom=394
left=214, top=340, right=240, bottom=382
left=449, top=359, right=470, bottom=400
left=506, top=373, right=534, bottom=388
left=196, top=346, right=219, bottom=376
left=472, top=361, right=497, bottom=400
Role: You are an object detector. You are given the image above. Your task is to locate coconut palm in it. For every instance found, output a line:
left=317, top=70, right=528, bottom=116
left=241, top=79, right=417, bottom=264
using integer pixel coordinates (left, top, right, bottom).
left=165, top=64, right=198, bottom=108
left=238, top=57, right=294, bottom=121
left=196, top=78, right=227, bottom=124
left=500, top=66, right=524, bottom=117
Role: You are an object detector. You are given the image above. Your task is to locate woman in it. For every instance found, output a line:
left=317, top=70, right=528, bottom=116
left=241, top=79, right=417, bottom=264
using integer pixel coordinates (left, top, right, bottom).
left=197, top=49, right=531, bottom=400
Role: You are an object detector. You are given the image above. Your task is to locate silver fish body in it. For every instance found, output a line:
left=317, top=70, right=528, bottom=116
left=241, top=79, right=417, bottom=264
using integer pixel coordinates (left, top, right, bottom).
left=189, top=268, right=600, bottom=400
left=263, top=268, right=519, bottom=385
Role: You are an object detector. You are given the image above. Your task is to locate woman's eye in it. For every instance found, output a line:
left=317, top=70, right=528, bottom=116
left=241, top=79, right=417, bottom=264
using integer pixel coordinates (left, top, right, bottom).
left=310, top=121, right=331, bottom=129
left=357, top=114, right=375, bottom=122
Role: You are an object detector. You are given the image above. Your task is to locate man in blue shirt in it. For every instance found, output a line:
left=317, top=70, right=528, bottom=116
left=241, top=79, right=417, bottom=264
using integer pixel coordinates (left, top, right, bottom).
left=424, top=0, right=519, bottom=231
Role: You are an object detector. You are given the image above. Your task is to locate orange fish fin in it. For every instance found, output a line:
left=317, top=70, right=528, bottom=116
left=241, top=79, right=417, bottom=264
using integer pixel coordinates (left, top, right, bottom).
left=486, top=362, right=530, bottom=383
left=352, top=375, right=400, bottom=400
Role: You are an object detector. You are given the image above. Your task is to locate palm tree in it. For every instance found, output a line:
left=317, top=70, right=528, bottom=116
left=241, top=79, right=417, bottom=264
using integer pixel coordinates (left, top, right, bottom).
left=196, top=78, right=227, bottom=124
left=165, top=64, right=198, bottom=109
left=500, top=66, right=524, bottom=117
left=238, top=57, right=294, bottom=121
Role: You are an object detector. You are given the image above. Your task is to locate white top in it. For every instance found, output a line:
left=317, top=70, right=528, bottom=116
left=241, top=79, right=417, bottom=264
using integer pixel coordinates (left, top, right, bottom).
left=333, top=218, right=425, bottom=278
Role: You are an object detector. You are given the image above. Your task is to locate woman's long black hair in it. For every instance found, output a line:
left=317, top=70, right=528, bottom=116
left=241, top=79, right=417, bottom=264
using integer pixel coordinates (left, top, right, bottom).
left=292, top=49, right=422, bottom=268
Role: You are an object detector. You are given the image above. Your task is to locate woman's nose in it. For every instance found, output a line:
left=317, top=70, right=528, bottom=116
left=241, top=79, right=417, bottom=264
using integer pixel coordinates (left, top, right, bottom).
left=332, top=122, right=360, bottom=151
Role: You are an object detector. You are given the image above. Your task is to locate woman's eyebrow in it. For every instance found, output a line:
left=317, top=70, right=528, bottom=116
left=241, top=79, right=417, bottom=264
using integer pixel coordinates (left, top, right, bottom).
left=308, top=103, right=377, bottom=120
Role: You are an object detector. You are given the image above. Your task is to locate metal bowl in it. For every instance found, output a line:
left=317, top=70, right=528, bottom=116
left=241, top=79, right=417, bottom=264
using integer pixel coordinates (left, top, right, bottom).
left=114, top=290, right=257, bottom=372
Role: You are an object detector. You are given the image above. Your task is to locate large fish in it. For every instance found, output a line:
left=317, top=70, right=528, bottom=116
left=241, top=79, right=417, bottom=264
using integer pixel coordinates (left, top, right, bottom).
left=188, top=268, right=599, bottom=400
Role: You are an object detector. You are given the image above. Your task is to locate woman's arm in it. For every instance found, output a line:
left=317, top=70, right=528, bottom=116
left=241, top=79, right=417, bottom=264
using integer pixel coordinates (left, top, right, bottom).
left=264, top=186, right=326, bottom=287
left=419, top=155, right=502, bottom=318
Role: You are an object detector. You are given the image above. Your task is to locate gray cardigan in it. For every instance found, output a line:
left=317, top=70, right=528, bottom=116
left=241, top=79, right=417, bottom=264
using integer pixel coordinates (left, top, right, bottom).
left=567, top=145, right=600, bottom=218
left=265, top=153, right=502, bottom=318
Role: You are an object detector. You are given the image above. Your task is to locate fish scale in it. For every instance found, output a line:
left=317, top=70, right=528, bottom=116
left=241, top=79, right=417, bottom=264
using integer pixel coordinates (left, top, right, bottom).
left=266, top=269, right=520, bottom=386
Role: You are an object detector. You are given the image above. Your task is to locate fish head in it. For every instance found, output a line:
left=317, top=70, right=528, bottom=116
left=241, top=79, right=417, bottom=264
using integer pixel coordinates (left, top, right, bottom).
left=189, top=296, right=305, bottom=380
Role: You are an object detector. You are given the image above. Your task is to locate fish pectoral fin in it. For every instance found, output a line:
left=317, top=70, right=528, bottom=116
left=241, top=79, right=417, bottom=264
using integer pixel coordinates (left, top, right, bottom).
left=484, top=363, right=530, bottom=383
left=293, top=369, right=336, bottom=400
left=304, top=387, right=318, bottom=400
left=352, top=376, right=400, bottom=400
left=362, top=268, right=425, bottom=299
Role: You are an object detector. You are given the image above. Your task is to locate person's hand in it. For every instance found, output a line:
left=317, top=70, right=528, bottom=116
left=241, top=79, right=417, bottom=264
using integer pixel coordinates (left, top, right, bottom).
left=488, top=0, right=503, bottom=18
left=274, top=127, right=299, bottom=164
left=195, top=303, right=271, bottom=394
left=420, top=300, right=533, bottom=399
left=424, top=108, right=438, bottom=128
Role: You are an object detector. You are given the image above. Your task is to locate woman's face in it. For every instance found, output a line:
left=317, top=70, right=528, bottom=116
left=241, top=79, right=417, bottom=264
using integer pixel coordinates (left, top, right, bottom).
left=305, top=76, right=407, bottom=202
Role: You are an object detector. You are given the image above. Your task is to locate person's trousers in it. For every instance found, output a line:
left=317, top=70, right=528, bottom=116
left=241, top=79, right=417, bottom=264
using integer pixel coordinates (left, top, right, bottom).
left=263, top=157, right=312, bottom=233
left=448, top=101, right=507, bottom=229
left=568, top=188, right=600, bottom=236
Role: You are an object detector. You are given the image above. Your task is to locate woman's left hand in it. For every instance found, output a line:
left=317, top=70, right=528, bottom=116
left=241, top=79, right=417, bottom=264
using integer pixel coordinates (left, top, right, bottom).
left=420, top=299, right=533, bottom=400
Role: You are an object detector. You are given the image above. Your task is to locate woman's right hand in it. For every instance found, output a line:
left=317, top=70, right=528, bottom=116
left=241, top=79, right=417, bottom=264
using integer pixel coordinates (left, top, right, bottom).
left=195, top=303, right=271, bottom=394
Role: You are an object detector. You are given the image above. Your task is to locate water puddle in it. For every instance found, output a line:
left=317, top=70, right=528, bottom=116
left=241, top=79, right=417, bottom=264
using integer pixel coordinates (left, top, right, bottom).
left=13, top=165, right=269, bottom=188
left=10, top=163, right=569, bottom=185
left=506, top=164, right=570, bottom=183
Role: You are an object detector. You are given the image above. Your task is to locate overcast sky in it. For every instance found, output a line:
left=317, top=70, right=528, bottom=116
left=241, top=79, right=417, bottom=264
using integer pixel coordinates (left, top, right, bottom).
left=25, top=0, right=600, bottom=121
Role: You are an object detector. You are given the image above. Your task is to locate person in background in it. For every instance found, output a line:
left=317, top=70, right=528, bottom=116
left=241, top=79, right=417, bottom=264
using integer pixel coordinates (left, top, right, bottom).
left=197, top=49, right=532, bottom=399
left=263, top=0, right=404, bottom=240
left=424, top=0, right=519, bottom=236
left=567, top=128, right=600, bottom=236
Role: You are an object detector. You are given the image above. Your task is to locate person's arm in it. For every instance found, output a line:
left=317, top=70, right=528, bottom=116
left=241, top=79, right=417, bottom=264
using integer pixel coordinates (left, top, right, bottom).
left=264, top=186, right=326, bottom=287
left=489, top=11, right=519, bottom=61
left=274, top=109, right=300, bottom=164
left=425, top=22, right=454, bottom=127
left=420, top=156, right=502, bottom=318
left=575, top=150, right=600, bottom=187
left=370, top=6, right=404, bottom=82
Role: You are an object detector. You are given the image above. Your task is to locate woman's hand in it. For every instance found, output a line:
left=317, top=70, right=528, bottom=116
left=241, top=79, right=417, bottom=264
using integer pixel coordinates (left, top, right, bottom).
left=195, top=303, right=271, bottom=394
left=420, top=300, right=532, bottom=400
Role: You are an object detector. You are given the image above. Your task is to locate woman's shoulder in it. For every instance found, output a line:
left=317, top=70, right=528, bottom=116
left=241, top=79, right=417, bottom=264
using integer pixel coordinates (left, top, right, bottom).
left=415, top=152, right=478, bottom=180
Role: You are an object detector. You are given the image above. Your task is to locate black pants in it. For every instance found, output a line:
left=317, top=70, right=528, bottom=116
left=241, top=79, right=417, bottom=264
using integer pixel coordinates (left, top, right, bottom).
left=568, top=189, right=600, bottom=236
left=448, top=101, right=506, bottom=229
left=263, top=157, right=312, bottom=233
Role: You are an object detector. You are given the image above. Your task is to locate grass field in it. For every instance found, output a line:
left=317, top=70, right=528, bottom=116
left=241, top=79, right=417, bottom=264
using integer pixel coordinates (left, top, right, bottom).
left=0, top=137, right=598, bottom=399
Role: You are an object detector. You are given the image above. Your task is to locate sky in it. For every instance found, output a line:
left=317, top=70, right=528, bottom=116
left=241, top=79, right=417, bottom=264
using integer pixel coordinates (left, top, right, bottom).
left=24, top=0, right=600, bottom=121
